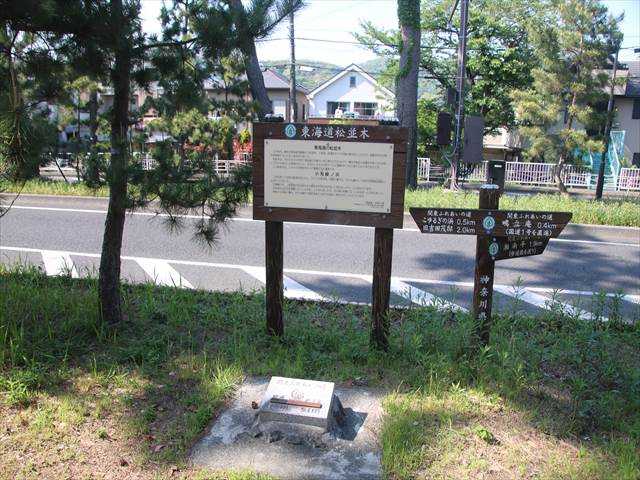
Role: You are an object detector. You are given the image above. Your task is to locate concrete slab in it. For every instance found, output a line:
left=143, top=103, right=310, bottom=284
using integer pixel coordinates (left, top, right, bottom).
left=259, top=377, right=335, bottom=429
left=190, top=378, right=384, bottom=480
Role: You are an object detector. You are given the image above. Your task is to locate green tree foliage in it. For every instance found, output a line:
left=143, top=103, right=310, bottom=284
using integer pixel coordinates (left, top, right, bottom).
left=356, top=0, right=537, bottom=135
left=0, top=24, right=64, bottom=183
left=3, top=0, right=296, bottom=325
left=512, top=0, right=620, bottom=192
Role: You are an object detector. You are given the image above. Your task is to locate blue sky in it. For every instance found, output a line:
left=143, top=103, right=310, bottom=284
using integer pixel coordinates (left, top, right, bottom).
left=141, top=0, right=640, bottom=66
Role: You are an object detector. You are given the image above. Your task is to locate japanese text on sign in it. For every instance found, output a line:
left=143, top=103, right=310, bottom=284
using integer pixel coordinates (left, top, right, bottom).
left=264, top=139, right=394, bottom=213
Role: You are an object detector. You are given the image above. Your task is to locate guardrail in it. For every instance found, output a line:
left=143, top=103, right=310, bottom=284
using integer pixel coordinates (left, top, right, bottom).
left=417, top=158, right=634, bottom=191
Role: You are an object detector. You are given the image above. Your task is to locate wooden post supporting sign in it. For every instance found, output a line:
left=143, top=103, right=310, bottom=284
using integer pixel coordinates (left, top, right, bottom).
left=371, top=227, right=393, bottom=350
left=472, top=185, right=500, bottom=344
left=265, top=220, right=284, bottom=336
left=252, top=122, right=407, bottom=348
left=410, top=186, right=572, bottom=344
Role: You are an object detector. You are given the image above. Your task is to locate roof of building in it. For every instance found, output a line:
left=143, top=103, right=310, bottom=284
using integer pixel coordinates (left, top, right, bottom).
left=621, top=60, right=640, bottom=97
left=262, top=68, right=310, bottom=94
left=307, top=63, right=394, bottom=99
left=203, top=68, right=309, bottom=94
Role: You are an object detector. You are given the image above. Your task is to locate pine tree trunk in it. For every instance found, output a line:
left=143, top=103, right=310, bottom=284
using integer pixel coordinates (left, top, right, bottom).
left=229, top=0, right=272, bottom=120
left=555, top=154, right=568, bottom=194
left=396, top=0, right=420, bottom=189
left=89, top=89, right=98, bottom=145
left=98, top=1, right=131, bottom=325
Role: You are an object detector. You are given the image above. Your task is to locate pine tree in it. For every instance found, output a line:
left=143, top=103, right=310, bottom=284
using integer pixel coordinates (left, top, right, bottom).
left=512, top=0, right=619, bottom=193
left=2, top=0, right=296, bottom=325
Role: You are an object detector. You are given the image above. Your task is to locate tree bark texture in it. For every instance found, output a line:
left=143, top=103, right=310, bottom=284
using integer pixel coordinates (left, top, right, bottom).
left=396, top=0, right=420, bottom=189
left=229, top=0, right=272, bottom=120
left=98, top=0, right=131, bottom=325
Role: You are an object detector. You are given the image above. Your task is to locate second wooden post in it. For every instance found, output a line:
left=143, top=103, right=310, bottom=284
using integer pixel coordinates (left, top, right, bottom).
left=472, top=185, right=500, bottom=344
left=371, top=227, right=394, bottom=351
left=265, top=220, right=284, bottom=336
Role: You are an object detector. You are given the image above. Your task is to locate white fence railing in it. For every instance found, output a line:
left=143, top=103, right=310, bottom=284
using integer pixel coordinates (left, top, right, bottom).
left=417, top=158, right=637, bottom=191
left=618, top=168, right=640, bottom=191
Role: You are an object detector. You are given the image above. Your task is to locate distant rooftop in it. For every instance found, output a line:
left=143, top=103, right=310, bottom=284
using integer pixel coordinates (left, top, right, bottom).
left=261, top=68, right=309, bottom=94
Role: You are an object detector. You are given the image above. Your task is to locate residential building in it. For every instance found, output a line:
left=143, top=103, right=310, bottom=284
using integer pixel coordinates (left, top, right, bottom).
left=612, top=60, right=640, bottom=166
left=307, top=64, right=394, bottom=119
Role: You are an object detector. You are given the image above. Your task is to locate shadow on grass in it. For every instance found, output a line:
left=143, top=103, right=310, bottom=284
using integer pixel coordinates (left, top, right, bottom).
left=1, top=267, right=638, bottom=479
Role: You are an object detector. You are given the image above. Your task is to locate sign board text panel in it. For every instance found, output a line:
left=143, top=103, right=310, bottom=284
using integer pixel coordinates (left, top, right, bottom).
left=264, top=139, right=394, bottom=214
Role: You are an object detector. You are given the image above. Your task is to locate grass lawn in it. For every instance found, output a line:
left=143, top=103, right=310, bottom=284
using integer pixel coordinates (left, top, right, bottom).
left=2, top=179, right=639, bottom=227
left=1, top=267, right=638, bottom=479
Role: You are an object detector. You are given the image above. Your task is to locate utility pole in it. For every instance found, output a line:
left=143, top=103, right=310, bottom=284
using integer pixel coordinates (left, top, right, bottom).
left=595, top=43, right=620, bottom=200
left=450, top=0, right=469, bottom=191
left=288, top=11, right=298, bottom=123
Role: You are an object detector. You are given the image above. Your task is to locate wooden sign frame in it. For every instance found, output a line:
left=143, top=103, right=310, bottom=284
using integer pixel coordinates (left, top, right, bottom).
left=252, top=121, right=408, bottom=350
left=252, top=122, right=407, bottom=229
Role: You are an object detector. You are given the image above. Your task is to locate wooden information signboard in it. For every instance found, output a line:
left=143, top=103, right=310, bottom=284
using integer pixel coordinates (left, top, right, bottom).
left=410, top=185, right=572, bottom=344
left=253, top=122, right=407, bottom=349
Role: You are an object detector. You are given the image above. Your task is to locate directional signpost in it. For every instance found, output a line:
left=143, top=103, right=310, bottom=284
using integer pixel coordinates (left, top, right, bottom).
left=410, top=184, right=572, bottom=344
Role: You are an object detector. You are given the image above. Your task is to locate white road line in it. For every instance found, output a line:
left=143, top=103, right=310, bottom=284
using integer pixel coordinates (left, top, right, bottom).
left=41, top=250, right=79, bottom=278
left=526, top=286, right=640, bottom=304
left=4, top=205, right=639, bottom=247
left=240, top=265, right=325, bottom=301
left=1, top=246, right=637, bottom=304
left=135, top=258, right=193, bottom=289
left=390, top=278, right=467, bottom=312
left=493, top=285, right=607, bottom=322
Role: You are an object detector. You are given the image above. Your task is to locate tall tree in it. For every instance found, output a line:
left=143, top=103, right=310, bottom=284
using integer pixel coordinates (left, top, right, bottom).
left=227, top=0, right=304, bottom=120
left=396, top=0, right=421, bottom=188
left=356, top=0, right=536, bottom=151
left=512, top=0, right=618, bottom=193
left=0, top=0, right=291, bottom=323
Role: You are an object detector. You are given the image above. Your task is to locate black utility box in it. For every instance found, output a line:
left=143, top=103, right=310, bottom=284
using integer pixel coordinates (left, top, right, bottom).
left=486, top=160, right=506, bottom=189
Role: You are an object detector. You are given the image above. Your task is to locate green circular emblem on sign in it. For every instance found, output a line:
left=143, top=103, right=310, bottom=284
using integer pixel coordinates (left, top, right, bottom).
left=284, top=124, right=296, bottom=138
left=489, top=242, right=499, bottom=256
left=482, top=215, right=495, bottom=230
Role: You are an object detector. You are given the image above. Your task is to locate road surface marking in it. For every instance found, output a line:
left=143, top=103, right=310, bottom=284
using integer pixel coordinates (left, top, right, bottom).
left=4, top=205, right=639, bottom=247
left=135, top=258, right=193, bottom=289
left=41, top=250, right=79, bottom=278
left=526, top=286, right=640, bottom=304
left=240, top=265, right=325, bottom=301
left=1, top=246, right=636, bottom=312
left=493, top=285, right=607, bottom=322
left=389, top=278, right=467, bottom=311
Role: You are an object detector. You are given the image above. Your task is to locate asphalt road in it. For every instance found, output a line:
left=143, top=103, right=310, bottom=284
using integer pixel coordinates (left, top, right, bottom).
left=1, top=194, right=639, bottom=321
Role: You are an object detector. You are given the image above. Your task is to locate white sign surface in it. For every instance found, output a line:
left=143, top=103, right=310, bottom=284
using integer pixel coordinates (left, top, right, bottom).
left=264, top=139, right=394, bottom=213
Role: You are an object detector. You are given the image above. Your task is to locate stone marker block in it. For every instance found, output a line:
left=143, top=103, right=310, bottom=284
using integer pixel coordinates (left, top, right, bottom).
left=259, top=376, right=335, bottom=429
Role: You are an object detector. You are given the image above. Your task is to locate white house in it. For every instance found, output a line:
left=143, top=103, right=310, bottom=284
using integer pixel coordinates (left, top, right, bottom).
left=307, top=64, right=395, bottom=119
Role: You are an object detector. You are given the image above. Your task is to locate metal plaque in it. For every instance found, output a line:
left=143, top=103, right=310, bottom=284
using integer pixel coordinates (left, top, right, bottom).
left=264, top=139, right=394, bottom=214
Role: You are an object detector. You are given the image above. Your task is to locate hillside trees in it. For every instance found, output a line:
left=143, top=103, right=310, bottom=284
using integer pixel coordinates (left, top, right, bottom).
left=512, top=0, right=619, bottom=193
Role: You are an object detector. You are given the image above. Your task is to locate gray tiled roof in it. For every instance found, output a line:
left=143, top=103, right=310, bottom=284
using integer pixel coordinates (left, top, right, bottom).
left=262, top=68, right=309, bottom=93
left=623, top=60, right=640, bottom=97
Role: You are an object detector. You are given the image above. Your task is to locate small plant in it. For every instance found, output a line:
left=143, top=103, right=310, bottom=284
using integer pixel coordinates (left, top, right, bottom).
left=473, top=425, right=499, bottom=445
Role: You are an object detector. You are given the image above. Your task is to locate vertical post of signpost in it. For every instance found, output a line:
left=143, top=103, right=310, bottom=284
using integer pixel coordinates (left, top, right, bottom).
left=371, top=227, right=393, bottom=351
left=265, top=220, right=284, bottom=336
left=473, top=185, right=500, bottom=344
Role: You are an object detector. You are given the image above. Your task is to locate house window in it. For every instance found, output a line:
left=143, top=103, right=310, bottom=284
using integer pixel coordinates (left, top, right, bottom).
left=327, top=101, right=350, bottom=116
left=349, top=76, right=356, bottom=88
left=353, top=102, right=378, bottom=117
left=272, top=99, right=286, bottom=118
left=632, top=99, right=640, bottom=120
